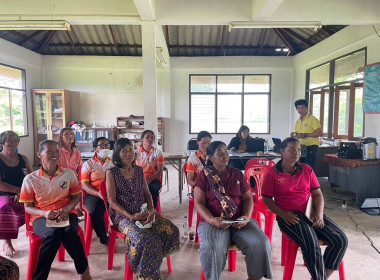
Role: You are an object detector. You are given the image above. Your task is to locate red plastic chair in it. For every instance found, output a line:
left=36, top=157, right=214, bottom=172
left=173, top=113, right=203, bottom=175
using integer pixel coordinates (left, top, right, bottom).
left=82, top=187, right=110, bottom=256
left=183, top=163, right=201, bottom=243
left=200, top=243, right=239, bottom=279
left=244, top=165, right=276, bottom=242
left=281, top=233, right=346, bottom=280
left=25, top=213, right=85, bottom=280
left=100, top=184, right=172, bottom=280
left=245, top=158, right=275, bottom=170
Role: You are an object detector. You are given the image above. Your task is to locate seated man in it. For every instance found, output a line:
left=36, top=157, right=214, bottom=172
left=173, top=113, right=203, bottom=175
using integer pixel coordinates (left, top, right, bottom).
left=20, top=140, right=91, bottom=280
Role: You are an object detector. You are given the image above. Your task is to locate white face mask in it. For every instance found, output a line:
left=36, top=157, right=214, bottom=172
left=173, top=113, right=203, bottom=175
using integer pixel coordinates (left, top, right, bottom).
left=98, top=149, right=111, bottom=158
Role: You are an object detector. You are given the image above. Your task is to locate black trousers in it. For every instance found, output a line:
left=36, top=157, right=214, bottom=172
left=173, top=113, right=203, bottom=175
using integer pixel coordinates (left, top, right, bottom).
left=148, top=179, right=162, bottom=208
left=300, top=145, right=319, bottom=170
left=32, top=214, right=88, bottom=280
left=277, top=212, right=348, bottom=280
left=84, top=194, right=107, bottom=243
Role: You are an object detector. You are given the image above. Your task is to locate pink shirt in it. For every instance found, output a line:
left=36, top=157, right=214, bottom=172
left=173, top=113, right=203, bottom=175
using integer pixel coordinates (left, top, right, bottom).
left=58, top=147, right=83, bottom=179
left=262, top=161, right=320, bottom=213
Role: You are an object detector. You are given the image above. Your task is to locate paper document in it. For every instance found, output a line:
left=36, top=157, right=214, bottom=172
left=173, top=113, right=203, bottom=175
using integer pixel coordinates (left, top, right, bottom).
left=46, top=219, right=70, bottom=228
left=222, top=219, right=249, bottom=224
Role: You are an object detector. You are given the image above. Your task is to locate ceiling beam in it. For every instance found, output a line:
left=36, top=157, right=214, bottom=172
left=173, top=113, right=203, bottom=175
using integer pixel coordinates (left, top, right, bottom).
left=108, top=25, right=120, bottom=55
left=220, top=25, right=226, bottom=55
left=273, top=28, right=296, bottom=54
left=65, top=30, right=79, bottom=55
left=133, top=0, right=155, bottom=20
left=258, top=29, right=268, bottom=55
left=253, top=0, right=285, bottom=21
left=38, top=31, right=56, bottom=54
left=281, top=28, right=312, bottom=47
left=321, top=26, right=334, bottom=36
left=47, top=43, right=292, bottom=52
left=17, top=30, right=45, bottom=46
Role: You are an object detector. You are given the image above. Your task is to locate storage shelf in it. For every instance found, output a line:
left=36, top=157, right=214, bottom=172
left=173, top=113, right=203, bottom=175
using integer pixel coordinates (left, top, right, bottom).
left=116, top=116, right=165, bottom=151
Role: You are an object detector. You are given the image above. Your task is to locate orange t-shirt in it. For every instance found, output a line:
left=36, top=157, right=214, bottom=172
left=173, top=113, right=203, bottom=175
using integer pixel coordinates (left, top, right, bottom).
left=19, top=167, right=81, bottom=221
left=135, top=147, right=165, bottom=179
left=81, top=155, right=113, bottom=191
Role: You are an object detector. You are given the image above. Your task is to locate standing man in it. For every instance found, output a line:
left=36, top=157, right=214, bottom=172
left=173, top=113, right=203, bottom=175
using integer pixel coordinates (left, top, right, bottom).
left=291, top=99, right=322, bottom=169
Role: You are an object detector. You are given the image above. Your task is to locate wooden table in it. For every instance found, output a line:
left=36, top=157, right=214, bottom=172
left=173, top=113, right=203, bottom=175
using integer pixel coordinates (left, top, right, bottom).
left=163, top=152, right=188, bottom=204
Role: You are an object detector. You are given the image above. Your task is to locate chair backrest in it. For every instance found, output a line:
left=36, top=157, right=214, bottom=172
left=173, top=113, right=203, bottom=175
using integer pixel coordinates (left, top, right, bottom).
left=245, top=158, right=275, bottom=171
left=183, top=162, right=191, bottom=194
left=187, top=138, right=198, bottom=150
left=99, top=182, right=111, bottom=218
left=25, top=212, right=33, bottom=233
left=245, top=166, right=271, bottom=201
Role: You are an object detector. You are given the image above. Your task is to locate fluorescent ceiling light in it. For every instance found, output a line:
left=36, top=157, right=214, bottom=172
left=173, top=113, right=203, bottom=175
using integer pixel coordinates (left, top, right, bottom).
left=156, top=47, right=167, bottom=65
left=0, top=21, right=71, bottom=31
left=282, top=48, right=289, bottom=52
left=275, top=48, right=282, bottom=52
left=229, top=21, right=322, bottom=32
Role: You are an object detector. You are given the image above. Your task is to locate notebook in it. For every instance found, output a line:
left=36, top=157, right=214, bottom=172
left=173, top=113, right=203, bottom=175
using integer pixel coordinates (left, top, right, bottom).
left=272, top=137, right=281, bottom=153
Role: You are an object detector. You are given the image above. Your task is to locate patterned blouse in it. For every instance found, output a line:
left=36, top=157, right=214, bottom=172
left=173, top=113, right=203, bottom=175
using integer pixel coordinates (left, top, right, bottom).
left=109, top=165, right=146, bottom=226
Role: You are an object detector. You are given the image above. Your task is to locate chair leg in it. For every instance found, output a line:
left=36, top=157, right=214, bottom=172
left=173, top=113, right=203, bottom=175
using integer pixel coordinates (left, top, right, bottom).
left=84, top=212, right=93, bottom=256
left=166, top=256, right=172, bottom=273
left=283, top=236, right=299, bottom=280
left=165, top=168, right=169, bottom=191
left=27, top=238, right=43, bottom=280
left=200, top=270, right=206, bottom=280
left=281, top=234, right=287, bottom=266
left=264, top=213, right=276, bottom=243
left=195, top=213, right=200, bottom=244
left=57, top=244, right=65, bottom=262
left=228, top=250, right=237, bottom=272
left=188, top=198, right=194, bottom=228
left=124, top=253, right=134, bottom=280
left=338, top=260, right=346, bottom=280
left=108, top=231, right=117, bottom=270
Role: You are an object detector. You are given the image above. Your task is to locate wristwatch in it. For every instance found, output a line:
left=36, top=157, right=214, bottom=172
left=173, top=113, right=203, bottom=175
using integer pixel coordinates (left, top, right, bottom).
left=304, top=133, right=308, bottom=138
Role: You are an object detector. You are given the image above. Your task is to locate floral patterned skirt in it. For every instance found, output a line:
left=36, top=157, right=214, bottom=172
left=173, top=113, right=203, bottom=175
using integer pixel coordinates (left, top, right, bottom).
left=0, top=255, right=19, bottom=280
left=118, top=216, right=180, bottom=280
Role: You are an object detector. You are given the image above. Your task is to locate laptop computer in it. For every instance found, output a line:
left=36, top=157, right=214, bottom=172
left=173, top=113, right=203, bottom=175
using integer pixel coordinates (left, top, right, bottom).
left=246, top=138, right=264, bottom=152
left=272, top=137, right=281, bottom=153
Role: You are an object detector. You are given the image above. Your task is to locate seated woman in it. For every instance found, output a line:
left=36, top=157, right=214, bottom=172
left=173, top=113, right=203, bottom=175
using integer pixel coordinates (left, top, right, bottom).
left=262, top=137, right=348, bottom=280
left=227, top=125, right=251, bottom=170
left=186, top=131, right=212, bottom=190
left=194, top=141, right=272, bottom=280
left=20, top=140, right=91, bottom=280
left=0, top=131, right=33, bottom=257
left=81, top=137, right=113, bottom=245
left=58, top=128, right=83, bottom=179
left=135, top=130, right=164, bottom=208
left=58, top=128, right=83, bottom=216
left=106, top=138, right=180, bottom=280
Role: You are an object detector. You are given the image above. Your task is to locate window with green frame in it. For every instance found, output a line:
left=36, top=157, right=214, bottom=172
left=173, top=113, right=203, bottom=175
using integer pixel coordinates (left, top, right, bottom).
left=0, top=64, right=27, bottom=136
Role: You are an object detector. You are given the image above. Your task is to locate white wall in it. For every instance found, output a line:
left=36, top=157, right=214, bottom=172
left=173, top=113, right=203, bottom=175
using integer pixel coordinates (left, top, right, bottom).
left=169, top=56, right=294, bottom=152
left=0, top=38, right=43, bottom=161
left=293, top=25, right=380, bottom=156
left=42, top=56, right=168, bottom=127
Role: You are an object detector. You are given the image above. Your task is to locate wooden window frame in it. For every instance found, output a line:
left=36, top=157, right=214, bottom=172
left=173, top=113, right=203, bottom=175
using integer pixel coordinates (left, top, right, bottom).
left=333, top=83, right=363, bottom=140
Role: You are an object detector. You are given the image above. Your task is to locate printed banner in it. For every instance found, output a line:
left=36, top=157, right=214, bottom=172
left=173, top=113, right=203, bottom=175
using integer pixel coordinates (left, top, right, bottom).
left=363, top=62, right=380, bottom=113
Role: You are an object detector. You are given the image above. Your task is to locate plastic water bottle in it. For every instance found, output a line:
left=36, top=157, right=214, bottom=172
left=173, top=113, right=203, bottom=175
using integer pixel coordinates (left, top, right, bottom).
left=182, top=216, right=189, bottom=239
left=264, top=139, right=268, bottom=153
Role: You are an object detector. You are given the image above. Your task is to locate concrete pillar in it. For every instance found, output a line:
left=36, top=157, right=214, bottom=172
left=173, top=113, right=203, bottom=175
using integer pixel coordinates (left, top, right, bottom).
left=141, top=21, right=158, bottom=143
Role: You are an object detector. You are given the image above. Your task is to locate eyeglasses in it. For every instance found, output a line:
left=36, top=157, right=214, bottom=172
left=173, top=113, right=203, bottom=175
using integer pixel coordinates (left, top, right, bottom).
left=98, top=144, right=110, bottom=149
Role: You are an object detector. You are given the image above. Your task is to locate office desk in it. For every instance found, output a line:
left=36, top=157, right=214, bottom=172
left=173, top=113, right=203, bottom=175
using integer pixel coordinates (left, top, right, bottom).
left=323, top=154, right=380, bottom=202
left=228, top=151, right=281, bottom=160
left=163, top=152, right=188, bottom=204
